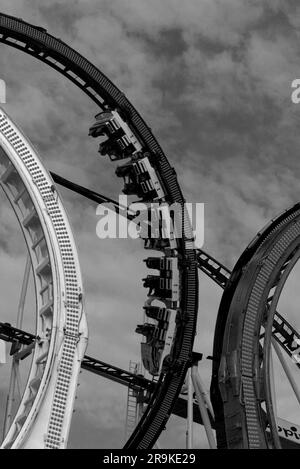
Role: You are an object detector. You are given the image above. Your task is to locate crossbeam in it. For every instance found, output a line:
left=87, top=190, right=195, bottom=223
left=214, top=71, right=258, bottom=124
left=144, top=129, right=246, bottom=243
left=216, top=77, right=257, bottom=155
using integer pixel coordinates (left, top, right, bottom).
left=51, top=172, right=136, bottom=220
left=0, top=322, right=210, bottom=426
left=197, top=250, right=300, bottom=362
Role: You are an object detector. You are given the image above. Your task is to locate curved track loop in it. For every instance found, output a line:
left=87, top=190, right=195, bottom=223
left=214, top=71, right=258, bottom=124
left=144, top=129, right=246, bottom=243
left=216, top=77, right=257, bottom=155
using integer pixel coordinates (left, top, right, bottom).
left=212, top=204, right=300, bottom=448
left=0, top=13, right=198, bottom=448
left=0, top=107, right=88, bottom=448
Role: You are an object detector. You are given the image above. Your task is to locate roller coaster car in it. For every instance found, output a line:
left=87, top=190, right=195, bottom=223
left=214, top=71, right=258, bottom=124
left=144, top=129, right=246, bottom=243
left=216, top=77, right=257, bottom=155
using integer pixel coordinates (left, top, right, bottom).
left=88, top=110, right=142, bottom=161
left=140, top=342, right=163, bottom=376
left=136, top=304, right=177, bottom=375
left=143, top=257, right=179, bottom=304
left=143, top=275, right=172, bottom=298
left=135, top=323, right=156, bottom=341
left=144, top=257, right=173, bottom=271
left=139, top=205, right=176, bottom=248
left=136, top=323, right=167, bottom=376
left=143, top=238, right=170, bottom=251
left=144, top=305, right=170, bottom=322
left=115, top=157, right=165, bottom=201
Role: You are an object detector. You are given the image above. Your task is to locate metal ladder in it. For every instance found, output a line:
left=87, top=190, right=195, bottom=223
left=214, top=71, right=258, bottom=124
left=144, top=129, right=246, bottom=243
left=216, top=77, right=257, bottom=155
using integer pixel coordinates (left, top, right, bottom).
left=124, top=361, right=140, bottom=441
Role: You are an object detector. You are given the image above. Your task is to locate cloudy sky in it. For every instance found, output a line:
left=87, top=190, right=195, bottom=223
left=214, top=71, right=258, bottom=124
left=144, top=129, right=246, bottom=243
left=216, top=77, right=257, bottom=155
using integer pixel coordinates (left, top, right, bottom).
left=1, top=0, right=300, bottom=449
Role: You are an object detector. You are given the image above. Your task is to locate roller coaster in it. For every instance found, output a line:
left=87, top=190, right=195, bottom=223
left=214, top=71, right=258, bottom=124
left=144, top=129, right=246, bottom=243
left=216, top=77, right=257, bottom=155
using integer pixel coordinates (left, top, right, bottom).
left=0, top=12, right=299, bottom=449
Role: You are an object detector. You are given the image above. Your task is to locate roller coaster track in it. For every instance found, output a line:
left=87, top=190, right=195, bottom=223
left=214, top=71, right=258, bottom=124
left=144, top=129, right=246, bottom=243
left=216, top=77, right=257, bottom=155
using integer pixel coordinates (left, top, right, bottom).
left=0, top=12, right=198, bottom=449
left=56, top=173, right=299, bottom=366
left=4, top=318, right=299, bottom=449
left=3, top=11, right=297, bottom=451
left=0, top=321, right=211, bottom=427
left=197, top=248, right=300, bottom=363
left=0, top=108, right=88, bottom=448
left=197, top=250, right=230, bottom=289
left=28, top=171, right=295, bottom=372
left=198, top=205, right=300, bottom=448
left=220, top=210, right=300, bottom=448
left=55, top=174, right=300, bottom=367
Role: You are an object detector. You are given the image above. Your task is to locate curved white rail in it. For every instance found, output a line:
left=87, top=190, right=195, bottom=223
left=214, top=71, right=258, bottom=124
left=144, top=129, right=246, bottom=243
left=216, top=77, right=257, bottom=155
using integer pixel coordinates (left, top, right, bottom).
left=0, top=107, right=88, bottom=449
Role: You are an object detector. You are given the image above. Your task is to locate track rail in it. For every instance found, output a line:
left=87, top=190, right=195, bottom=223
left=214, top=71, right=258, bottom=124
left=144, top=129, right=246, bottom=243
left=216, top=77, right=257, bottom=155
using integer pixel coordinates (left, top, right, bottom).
left=202, top=204, right=300, bottom=447
left=0, top=12, right=198, bottom=448
left=197, top=249, right=300, bottom=362
left=220, top=213, right=300, bottom=447
left=197, top=249, right=230, bottom=289
left=198, top=240, right=300, bottom=448
left=4, top=319, right=298, bottom=448
left=0, top=108, right=87, bottom=448
left=0, top=322, right=211, bottom=427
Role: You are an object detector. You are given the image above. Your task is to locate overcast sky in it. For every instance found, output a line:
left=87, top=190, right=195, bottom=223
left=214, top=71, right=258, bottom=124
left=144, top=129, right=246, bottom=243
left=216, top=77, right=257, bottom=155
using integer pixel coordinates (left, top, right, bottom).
left=1, top=0, right=300, bottom=449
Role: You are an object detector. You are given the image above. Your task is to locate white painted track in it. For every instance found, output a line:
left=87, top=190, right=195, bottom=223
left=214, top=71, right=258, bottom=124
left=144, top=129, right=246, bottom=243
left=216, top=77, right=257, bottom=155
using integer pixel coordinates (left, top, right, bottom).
left=0, top=107, right=88, bottom=449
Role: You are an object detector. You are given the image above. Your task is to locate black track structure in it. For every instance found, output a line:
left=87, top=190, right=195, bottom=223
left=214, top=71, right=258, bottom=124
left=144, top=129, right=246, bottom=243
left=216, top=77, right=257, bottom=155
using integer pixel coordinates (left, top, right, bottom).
left=0, top=13, right=198, bottom=449
left=220, top=209, right=300, bottom=448
left=209, top=202, right=300, bottom=448
left=0, top=322, right=210, bottom=427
